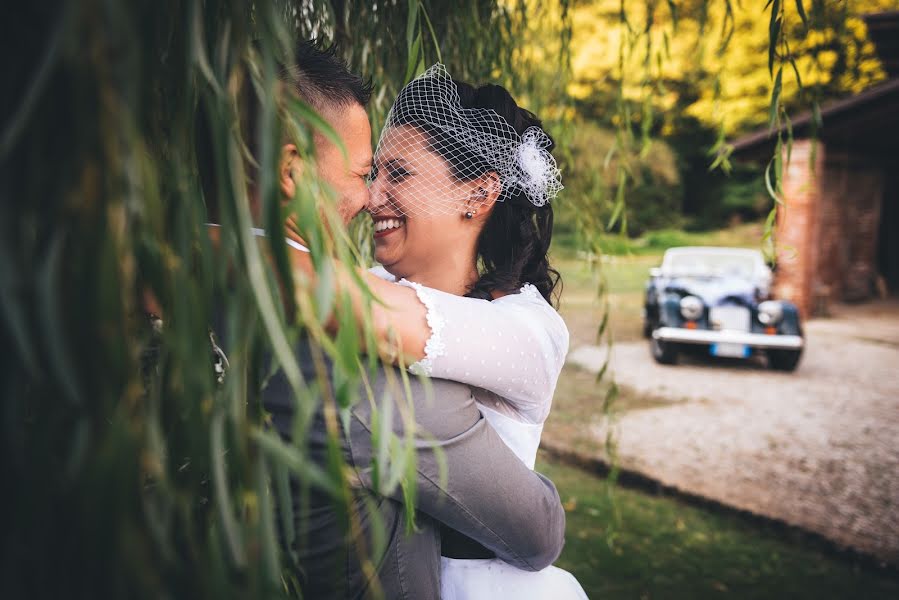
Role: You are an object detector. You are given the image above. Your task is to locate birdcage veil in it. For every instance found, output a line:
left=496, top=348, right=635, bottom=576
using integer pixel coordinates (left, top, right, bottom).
left=367, top=64, right=563, bottom=219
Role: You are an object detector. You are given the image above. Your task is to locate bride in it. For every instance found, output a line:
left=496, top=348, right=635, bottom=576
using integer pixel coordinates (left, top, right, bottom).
left=290, top=64, right=587, bottom=600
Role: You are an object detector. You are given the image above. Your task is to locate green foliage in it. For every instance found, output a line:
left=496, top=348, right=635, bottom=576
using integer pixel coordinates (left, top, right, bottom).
left=555, top=119, right=683, bottom=239
left=539, top=458, right=899, bottom=599
left=561, top=0, right=897, bottom=248
left=555, top=222, right=767, bottom=261
left=1, top=1, right=571, bottom=598
left=570, top=0, right=896, bottom=136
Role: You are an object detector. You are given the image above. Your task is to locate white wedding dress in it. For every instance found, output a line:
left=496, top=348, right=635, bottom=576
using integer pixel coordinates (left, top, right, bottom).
left=370, top=267, right=589, bottom=600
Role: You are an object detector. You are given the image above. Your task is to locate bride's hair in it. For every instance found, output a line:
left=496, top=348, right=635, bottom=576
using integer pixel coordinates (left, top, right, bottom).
left=404, top=80, right=562, bottom=306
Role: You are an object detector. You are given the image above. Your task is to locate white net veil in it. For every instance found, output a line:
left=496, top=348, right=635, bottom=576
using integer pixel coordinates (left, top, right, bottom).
left=367, top=64, right=563, bottom=219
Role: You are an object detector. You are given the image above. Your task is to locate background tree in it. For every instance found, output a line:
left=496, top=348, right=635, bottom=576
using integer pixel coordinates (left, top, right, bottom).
left=559, top=0, right=898, bottom=235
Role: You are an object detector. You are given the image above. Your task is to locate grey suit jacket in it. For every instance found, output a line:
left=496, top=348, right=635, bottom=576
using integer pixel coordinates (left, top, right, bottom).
left=264, top=346, right=566, bottom=599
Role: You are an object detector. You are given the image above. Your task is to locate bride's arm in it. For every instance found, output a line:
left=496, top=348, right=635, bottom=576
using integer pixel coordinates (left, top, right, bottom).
left=290, top=244, right=568, bottom=420
left=393, top=280, right=569, bottom=422
left=288, top=243, right=431, bottom=363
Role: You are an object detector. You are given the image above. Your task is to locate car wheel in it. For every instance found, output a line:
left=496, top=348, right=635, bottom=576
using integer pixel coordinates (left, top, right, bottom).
left=767, top=348, right=802, bottom=372
left=650, top=333, right=678, bottom=365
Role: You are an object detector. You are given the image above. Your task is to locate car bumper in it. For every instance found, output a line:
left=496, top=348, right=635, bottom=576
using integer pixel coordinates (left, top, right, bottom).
left=652, top=327, right=804, bottom=350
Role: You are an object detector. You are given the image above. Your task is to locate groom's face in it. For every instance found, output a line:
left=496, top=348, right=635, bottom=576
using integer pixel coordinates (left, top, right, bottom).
left=313, top=102, right=373, bottom=224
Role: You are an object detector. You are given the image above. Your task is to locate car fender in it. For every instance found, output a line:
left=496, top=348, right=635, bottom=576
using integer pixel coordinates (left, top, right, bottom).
left=659, top=293, right=684, bottom=327
left=779, top=301, right=803, bottom=336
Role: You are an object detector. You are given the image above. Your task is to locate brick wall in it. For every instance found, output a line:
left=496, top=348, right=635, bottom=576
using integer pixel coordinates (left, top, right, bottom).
left=774, top=139, right=825, bottom=317
left=774, top=139, right=885, bottom=316
left=819, top=154, right=884, bottom=302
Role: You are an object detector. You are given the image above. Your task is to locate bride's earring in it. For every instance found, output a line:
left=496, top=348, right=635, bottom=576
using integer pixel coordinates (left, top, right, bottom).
left=464, top=209, right=477, bottom=219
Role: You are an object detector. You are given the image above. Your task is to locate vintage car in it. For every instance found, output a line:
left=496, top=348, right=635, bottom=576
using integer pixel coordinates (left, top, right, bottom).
left=643, top=246, right=804, bottom=371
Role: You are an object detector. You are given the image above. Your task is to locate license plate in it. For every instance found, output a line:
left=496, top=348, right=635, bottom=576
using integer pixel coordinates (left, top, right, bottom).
left=710, top=343, right=749, bottom=358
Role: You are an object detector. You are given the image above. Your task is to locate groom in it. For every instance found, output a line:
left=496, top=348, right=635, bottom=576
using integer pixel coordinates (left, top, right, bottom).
left=251, top=41, right=566, bottom=599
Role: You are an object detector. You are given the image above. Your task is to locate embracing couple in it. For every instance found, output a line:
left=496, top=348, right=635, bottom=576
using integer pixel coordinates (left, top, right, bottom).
left=223, top=40, right=588, bottom=599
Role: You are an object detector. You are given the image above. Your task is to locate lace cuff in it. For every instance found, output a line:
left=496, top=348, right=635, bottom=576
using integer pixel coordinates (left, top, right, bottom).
left=518, top=283, right=542, bottom=301
left=396, top=279, right=446, bottom=376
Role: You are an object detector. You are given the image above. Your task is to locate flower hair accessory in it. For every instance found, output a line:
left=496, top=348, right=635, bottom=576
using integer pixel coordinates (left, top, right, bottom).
left=369, top=64, right=563, bottom=218
left=511, top=127, right=563, bottom=208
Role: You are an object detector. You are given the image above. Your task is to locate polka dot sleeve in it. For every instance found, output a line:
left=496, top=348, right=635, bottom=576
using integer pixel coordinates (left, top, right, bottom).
left=393, top=279, right=570, bottom=424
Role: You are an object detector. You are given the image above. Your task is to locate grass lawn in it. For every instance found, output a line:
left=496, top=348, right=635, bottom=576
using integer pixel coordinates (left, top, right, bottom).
left=555, top=252, right=657, bottom=346
left=555, top=221, right=767, bottom=257
left=539, top=457, right=899, bottom=600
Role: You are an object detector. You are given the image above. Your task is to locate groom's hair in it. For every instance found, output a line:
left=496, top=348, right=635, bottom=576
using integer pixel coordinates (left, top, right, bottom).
left=245, top=39, right=372, bottom=149
left=287, top=40, right=373, bottom=112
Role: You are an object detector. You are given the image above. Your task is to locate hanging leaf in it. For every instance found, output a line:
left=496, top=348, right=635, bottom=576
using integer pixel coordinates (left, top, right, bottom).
left=795, top=0, right=808, bottom=27
left=769, top=66, right=783, bottom=129
left=768, top=0, right=782, bottom=75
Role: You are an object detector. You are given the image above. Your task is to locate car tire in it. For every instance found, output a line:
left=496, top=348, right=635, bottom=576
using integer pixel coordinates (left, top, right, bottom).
left=650, top=333, right=678, bottom=365
left=767, top=348, right=802, bottom=372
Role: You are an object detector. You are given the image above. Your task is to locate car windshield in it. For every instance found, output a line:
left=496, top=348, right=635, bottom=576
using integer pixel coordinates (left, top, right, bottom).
left=664, top=252, right=757, bottom=278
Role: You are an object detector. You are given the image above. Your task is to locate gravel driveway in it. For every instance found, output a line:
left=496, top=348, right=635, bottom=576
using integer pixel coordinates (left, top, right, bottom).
left=567, top=300, right=899, bottom=564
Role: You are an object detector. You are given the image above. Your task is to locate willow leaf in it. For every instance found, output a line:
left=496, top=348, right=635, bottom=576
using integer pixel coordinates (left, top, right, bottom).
left=1, top=5, right=68, bottom=157
left=768, top=0, right=781, bottom=75
left=211, top=411, right=247, bottom=567
left=769, top=66, right=783, bottom=128
left=253, top=428, right=340, bottom=498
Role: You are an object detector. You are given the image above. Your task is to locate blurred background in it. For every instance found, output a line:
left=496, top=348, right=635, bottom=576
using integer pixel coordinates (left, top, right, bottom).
left=2, top=1, right=898, bottom=598
left=544, top=2, right=899, bottom=597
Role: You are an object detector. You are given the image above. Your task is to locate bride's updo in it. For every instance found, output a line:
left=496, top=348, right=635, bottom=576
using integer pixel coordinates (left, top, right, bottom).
left=386, top=73, right=562, bottom=306
left=454, top=82, right=561, bottom=305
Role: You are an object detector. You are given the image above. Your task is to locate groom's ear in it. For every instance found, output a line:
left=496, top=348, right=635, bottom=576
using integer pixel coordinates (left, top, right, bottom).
left=279, top=143, right=303, bottom=201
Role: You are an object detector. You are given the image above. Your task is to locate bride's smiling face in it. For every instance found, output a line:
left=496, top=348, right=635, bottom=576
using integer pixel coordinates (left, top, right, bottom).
left=367, top=125, right=482, bottom=278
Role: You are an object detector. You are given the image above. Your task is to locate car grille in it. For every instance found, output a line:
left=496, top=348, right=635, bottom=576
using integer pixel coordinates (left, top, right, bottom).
left=710, top=305, right=750, bottom=332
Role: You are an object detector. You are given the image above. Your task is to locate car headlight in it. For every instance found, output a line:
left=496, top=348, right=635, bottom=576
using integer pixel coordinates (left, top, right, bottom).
left=679, top=295, right=704, bottom=321
left=758, top=300, right=784, bottom=326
